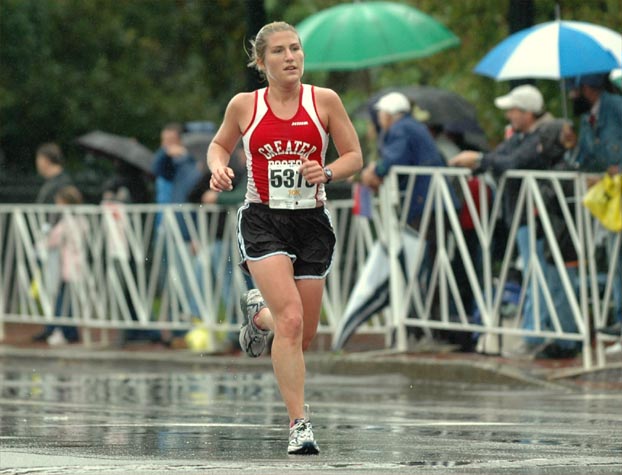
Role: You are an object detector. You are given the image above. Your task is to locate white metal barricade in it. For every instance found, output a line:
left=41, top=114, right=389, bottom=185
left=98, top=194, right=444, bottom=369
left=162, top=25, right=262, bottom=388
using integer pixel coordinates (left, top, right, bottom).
left=379, top=166, right=621, bottom=369
left=581, top=183, right=622, bottom=367
left=0, top=199, right=376, bottom=344
left=1, top=170, right=620, bottom=370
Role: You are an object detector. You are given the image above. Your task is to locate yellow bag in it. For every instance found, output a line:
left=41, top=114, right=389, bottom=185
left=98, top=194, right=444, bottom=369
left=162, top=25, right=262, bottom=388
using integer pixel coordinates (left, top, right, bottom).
left=583, top=174, right=622, bottom=232
left=29, top=270, right=41, bottom=301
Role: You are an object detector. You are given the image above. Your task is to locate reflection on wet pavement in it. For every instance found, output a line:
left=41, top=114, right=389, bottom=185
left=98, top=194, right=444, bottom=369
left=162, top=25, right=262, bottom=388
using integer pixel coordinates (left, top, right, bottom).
left=1, top=357, right=621, bottom=474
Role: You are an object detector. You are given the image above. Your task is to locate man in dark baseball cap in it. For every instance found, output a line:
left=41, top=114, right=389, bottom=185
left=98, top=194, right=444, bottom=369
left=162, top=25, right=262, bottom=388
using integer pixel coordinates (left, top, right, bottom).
left=567, top=72, right=622, bottom=338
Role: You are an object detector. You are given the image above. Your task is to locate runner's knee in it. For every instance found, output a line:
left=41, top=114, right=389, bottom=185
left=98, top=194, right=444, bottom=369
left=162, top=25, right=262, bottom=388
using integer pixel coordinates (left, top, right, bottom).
left=274, top=306, right=304, bottom=341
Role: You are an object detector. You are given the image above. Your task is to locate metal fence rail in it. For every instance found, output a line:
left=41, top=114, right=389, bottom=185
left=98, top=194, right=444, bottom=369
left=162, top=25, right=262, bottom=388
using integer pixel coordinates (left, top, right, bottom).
left=1, top=168, right=620, bottom=369
left=0, top=199, right=378, bottom=346
left=380, top=167, right=619, bottom=369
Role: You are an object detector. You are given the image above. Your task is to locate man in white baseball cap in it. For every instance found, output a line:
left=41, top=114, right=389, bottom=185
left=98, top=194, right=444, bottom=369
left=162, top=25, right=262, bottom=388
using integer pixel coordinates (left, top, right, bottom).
left=361, top=91, right=459, bottom=346
left=494, top=84, right=544, bottom=114
left=566, top=72, right=622, bottom=339
left=449, top=83, right=579, bottom=359
left=373, top=91, right=412, bottom=116
left=450, top=84, right=548, bottom=172
left=361, top=90, right=449, bottom=223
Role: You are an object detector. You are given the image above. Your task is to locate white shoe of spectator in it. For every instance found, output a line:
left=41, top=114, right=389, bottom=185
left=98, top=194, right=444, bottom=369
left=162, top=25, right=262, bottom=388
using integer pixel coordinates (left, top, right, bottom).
left=502, top=340, right=548, bottom=360
left=604, top=341, right=622, bottom=355
left=47, top=329, right=68, bottom=346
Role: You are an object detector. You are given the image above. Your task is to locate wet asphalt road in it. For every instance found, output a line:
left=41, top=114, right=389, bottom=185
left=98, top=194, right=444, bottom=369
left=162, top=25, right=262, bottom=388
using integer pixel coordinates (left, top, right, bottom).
left=0, top=356, right=621, bottom=475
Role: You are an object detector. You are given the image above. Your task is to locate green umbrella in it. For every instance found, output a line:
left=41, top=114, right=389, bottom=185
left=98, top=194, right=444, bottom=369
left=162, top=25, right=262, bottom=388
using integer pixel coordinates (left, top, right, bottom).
left=295, top=1, right=460, bottom=71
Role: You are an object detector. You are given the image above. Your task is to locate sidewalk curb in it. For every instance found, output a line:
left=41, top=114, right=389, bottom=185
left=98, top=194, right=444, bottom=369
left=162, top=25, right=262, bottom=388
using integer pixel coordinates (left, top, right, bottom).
left=0, top=344, right=570, bottom=389
left=308, top=353, right=570, bottom=389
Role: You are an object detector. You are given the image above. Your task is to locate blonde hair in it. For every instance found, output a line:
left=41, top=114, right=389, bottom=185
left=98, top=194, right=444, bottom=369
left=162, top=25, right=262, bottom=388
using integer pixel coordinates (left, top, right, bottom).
left=55, top=185, right=83, bottom=205
left=247, top=21, right=301, bottom=73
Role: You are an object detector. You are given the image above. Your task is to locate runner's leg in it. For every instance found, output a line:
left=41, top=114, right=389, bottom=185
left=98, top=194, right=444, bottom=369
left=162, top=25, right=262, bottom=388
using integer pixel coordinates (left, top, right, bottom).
left=296, top=278, right=323, bottom=351
left=248, top=255, right=306, bottom=423
left=253, top=278, right=323, bottom=351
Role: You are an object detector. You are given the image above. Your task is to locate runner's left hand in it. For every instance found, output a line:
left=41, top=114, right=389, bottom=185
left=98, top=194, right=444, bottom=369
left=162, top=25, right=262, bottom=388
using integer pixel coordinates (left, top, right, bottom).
left=299, top=157, right=325, bottom=184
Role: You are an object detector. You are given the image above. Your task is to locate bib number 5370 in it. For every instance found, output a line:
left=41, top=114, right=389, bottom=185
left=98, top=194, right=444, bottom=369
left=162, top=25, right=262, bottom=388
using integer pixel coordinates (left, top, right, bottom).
left=270, top=168, right=314, bottom=189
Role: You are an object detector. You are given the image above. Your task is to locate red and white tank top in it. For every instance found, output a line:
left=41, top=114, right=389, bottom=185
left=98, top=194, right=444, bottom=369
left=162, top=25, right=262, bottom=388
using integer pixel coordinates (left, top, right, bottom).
left=242, top=84, right=329, bottom=209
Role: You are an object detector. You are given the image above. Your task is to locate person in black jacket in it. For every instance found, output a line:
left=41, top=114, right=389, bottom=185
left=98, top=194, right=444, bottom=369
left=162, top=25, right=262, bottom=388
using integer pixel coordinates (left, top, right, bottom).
left=450, top=85, right=564, bottom=358
left=533, top=120, right=582, bottom=359
left=35, top=143, right=73, bottom=205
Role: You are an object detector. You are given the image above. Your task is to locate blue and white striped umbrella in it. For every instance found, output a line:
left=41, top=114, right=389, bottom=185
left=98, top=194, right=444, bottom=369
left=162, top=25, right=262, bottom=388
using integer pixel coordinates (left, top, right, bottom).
left=474, top=20, right=622, bottom=80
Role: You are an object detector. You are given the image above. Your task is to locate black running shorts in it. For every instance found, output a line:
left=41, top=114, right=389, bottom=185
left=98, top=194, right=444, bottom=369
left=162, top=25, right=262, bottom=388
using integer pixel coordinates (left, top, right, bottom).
left=237, top=203, right=336, bottom=279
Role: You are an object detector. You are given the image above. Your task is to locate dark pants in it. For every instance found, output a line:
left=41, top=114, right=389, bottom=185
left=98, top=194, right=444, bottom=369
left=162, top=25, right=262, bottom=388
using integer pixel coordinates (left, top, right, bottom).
left=44, top=282, right=79, bottom=342
left=114, top=259, right=163, bottom=344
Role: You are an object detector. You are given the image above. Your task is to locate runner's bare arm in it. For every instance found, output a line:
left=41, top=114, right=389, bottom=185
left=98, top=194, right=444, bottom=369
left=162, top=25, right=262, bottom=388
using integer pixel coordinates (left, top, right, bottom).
left=316, top=87, right=363, bottom=181
left=208, top=93, right=254, bottom=191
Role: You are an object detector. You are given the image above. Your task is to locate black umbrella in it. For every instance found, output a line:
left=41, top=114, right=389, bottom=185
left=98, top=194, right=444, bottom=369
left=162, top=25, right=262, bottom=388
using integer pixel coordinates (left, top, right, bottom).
left=357, top=86, right=489, bottom=150
left=75, top=130, right=154, bottom=173
left=332, top=229, right=424, bottom=351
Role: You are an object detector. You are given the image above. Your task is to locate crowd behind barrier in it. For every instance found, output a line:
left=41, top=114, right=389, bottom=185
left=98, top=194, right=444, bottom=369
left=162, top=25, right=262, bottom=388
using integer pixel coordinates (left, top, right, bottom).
left=0, top=168, right=620, bottom=369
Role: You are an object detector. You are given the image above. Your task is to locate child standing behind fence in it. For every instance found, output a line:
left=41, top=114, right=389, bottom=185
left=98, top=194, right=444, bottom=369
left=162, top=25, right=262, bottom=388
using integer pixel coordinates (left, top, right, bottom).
left=45, top=186, right=89, bottom=345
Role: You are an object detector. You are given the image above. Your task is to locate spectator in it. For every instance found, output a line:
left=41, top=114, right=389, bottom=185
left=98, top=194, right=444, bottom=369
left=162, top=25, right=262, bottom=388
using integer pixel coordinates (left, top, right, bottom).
left=568, top=74, right=622, bottom=174
left=45, top=186, right=88, bottom=345
left=102, top=159, right=152, bottom=205
left=101, top=163, right=160, bottom=346
left=35, top=143, right=73, bottom=205
left=361, top=92, right=453, bottom=225
left=449, top=85, right=564, bottom=358
left=361, top=92, right=461, bottom=346
left=430, top=123, right=492, bottom=332
left=152, top=123, right=201, bottom=344
left=188, top=144, right=249, bottom=300
left=188, top=145, right=251, bottom=350
left=533, top=119, right=582, bottom=359
left=31, top=143, right=73, bottom=343
left=153, top=123, right=200, bottom=211
left=427, top=124, right=462, bottom=164
left=454, top=173, right=492, bottom=330
left=567, top=73, right=622, bottom=337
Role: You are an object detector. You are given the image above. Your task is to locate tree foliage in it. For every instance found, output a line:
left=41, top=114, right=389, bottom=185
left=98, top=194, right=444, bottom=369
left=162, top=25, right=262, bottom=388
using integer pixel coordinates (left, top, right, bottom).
left=0, top=0, right=249, bottom=173
left=1, top=0, right=621, bottom=177
left=281, top=0, right=621, bottom=148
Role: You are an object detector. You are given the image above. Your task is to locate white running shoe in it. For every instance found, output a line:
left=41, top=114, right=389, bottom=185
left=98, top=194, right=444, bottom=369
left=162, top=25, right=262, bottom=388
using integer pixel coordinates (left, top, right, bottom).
left=238, top=289, right=270, bottom=357
left=288, top=404, right=320, bottom=455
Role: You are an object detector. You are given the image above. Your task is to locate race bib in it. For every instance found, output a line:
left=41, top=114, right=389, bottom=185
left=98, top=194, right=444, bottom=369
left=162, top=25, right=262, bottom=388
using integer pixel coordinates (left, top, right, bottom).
left=268, top=160, right=317, bottom=209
